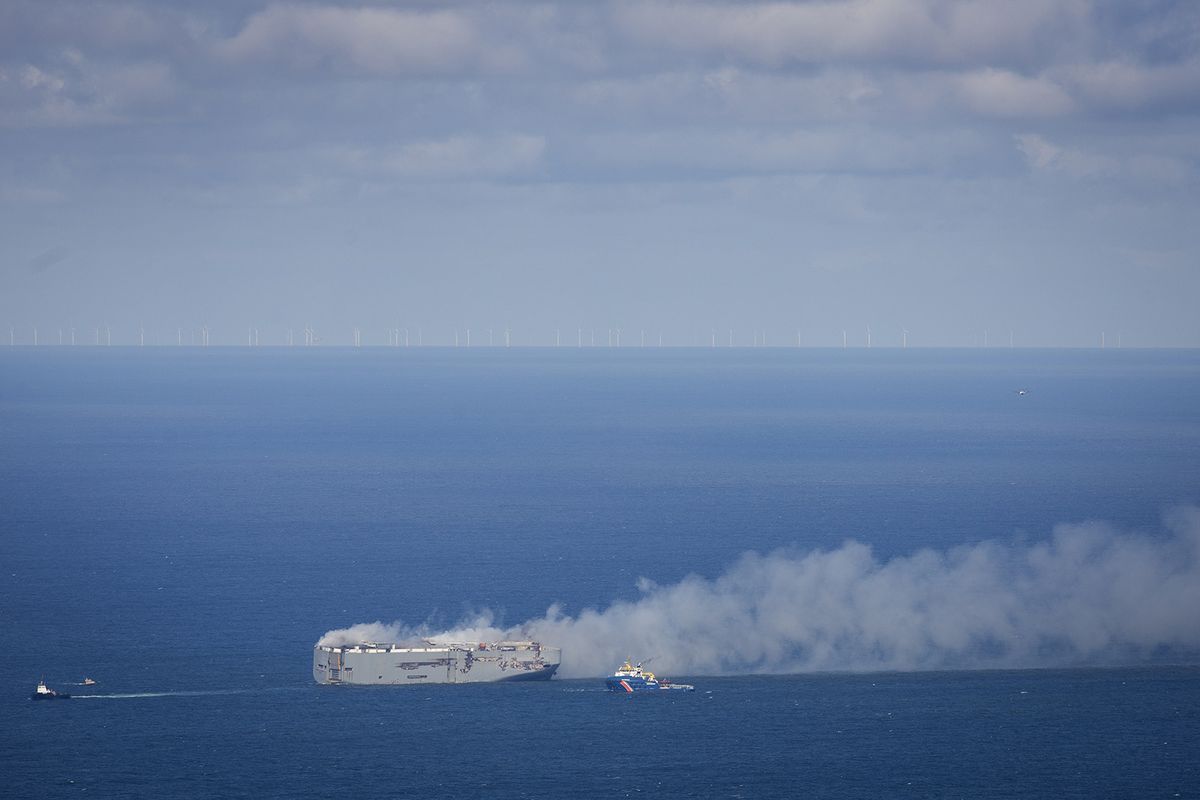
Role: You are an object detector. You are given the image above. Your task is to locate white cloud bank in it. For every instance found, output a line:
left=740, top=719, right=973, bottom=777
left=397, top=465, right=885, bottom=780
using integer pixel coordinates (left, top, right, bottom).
left=216, top=4, right=512, bottom=75
left=320, top=507, right=1200, bottom=677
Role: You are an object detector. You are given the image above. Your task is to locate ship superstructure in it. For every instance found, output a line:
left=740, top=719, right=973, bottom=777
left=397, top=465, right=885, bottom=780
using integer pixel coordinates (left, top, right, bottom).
left=313, top=640, right=560, bottom=685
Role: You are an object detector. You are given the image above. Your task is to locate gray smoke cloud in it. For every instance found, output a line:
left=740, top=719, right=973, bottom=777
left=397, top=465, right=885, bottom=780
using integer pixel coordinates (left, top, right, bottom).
left=318, top=508, right=1200, bottom=677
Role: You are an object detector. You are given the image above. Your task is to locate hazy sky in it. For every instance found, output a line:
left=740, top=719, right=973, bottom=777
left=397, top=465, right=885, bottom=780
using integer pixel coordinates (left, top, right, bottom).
left=2, top=0, right=1198, bottom=346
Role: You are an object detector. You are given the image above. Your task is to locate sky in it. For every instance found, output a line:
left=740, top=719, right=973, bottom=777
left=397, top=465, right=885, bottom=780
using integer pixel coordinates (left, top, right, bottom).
left=2, top=0, right=1198, bottom=347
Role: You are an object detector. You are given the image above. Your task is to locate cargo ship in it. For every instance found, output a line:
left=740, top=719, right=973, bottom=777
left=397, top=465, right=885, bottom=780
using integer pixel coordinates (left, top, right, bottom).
left=313, top=640, right=560, bottom=685
left=605, top=660, right=694, bottom=692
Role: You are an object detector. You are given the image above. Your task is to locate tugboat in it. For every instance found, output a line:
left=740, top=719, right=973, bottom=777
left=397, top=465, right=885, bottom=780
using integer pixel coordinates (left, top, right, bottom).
left=31, top=679, right=71, bottom=700
left=605, top=660, right=694, bottom=692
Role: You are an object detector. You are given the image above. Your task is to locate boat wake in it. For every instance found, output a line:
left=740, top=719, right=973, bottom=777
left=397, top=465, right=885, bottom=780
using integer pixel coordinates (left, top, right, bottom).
left=72, top=687, right=306, bottom=700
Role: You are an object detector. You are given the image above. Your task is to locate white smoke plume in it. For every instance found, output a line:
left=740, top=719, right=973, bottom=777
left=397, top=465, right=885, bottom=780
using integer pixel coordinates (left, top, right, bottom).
left=318, top=508, right=1200, bottom=677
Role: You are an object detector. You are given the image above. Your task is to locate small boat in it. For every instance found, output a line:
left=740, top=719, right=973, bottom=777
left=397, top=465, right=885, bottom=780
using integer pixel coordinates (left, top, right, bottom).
left=605, top=660, right=694, bottom=692
left=82, top=677, right=97, bottom=686
left=31, top=679, right=71, bottom=701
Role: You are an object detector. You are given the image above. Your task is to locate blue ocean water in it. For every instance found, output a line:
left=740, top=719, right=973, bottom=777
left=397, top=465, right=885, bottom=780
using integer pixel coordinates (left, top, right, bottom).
left=2, top=347, right=1199, bottom=798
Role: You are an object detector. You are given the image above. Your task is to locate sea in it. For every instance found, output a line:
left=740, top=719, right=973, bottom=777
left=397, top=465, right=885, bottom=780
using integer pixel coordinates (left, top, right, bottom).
left=2, top=346, right=1198, bottom=799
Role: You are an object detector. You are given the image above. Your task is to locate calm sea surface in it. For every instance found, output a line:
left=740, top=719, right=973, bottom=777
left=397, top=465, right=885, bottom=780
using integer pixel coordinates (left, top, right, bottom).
left=2, top=348, right=1198, bottom=798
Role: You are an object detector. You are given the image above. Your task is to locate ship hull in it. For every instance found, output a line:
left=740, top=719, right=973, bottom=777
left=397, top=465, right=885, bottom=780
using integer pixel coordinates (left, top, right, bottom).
left=314, top=641, right=560, bottom=686
left=605, top=676, right=658, bottom=692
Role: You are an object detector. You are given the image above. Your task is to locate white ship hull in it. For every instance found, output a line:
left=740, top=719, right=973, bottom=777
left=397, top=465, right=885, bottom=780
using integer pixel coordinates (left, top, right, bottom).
left=313, top=641, right=560, bottom=685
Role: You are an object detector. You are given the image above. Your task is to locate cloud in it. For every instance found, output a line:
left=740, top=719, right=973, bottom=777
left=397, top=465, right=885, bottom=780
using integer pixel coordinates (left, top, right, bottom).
left=1015, top=133, right=1194, bottom=185
left=955, top=68, right=1075, bottom=118
left=0, top=55, right=174, bottom=128
left=217, top=4, right=504, bottom=76
left=1056, top=58, right=1200, bottom=115
left=320, top=507, right=1200, bottom=676
left=572, top=67, right=888, bottom=126
left=570, top=126, right=983, bottom=178
left=613, top=0, right=1090, bottom=70
left=331, top=134, right=547, bottom=180
left=0, top=0, right=182, bottom=55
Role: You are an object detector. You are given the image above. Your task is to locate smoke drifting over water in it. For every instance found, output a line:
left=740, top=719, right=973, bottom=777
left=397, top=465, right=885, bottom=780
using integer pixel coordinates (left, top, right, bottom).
left=319, top=509, right=1200, bottom=677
